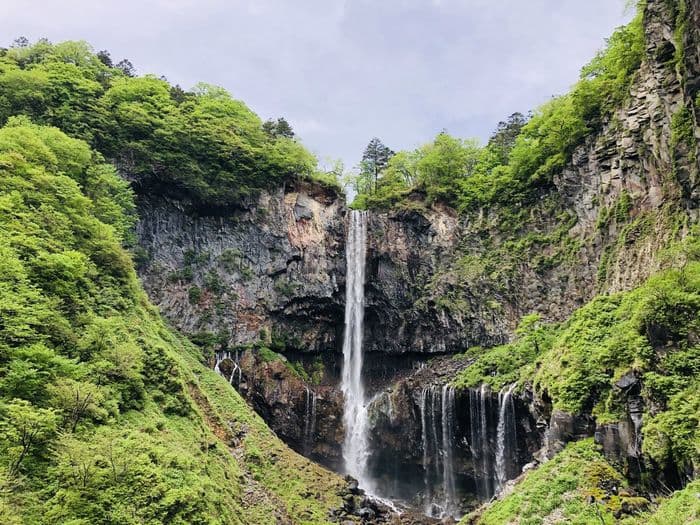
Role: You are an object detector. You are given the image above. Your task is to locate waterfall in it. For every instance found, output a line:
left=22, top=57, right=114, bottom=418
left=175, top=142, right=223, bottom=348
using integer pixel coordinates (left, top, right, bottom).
left=469, top=384, right=494, bottom=499
left=495, top=383, right=517, bottom=491
left=440, top=385, right=457, bottom=517
left=468, top=383, right=519, bottom=499
left=341, top=210, right=372, bottom=489
left=419, top=385, right=459, bottom=519
left=303, top=386, right=317, bottom=456
left=419, top=388, right=432, bottom=514
left=214, top=350, right=242, bottom=387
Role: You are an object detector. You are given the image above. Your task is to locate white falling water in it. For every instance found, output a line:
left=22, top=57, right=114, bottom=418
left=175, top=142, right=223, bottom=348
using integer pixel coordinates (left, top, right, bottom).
left=495, top=383, right=517, bottom=491
left=303, top=386, right=317, bottom=456
left=341, top=210, right=373, bottom=490
left=419, top=388, right=432, bottom=515
left=469, top=384, right=494, bottom=500
left=214, top=350, right=242, bottom=386
left=440, top=385, right=458, bottom=517
left=419, top=385, right=459, bottom=519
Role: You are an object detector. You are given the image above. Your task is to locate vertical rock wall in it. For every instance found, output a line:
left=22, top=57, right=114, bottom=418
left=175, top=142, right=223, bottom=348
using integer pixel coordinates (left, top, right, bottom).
left=136, top=181, right=346, bottom=353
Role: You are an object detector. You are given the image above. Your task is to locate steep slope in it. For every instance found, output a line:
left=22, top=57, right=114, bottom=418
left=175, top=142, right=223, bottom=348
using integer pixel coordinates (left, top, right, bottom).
left=462, top=439, right=700, bottom=525
left=0, top=119, right=350, bottom=524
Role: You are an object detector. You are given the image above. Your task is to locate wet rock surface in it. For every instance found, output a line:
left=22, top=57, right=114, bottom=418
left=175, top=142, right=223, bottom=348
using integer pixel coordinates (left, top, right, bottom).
left=362, top=357, right=541, bottom=516
left=214, top=348, right=346, bottom=471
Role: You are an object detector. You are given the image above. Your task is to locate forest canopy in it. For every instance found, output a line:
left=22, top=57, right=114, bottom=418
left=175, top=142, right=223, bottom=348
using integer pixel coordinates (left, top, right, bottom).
left=0, top=39, right=336, bottom=207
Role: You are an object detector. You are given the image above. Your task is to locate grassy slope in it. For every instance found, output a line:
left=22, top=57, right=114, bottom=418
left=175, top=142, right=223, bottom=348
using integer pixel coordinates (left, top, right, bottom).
left=462, top=440, right=700, bottom=525
left=0, top=120, right=343, bottom=524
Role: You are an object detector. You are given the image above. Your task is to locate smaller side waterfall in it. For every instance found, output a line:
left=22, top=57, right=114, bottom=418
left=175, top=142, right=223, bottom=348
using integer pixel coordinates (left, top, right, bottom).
left=469, top=383, right=520, bottom=499
left=495, top=383, right=517, bottom=491
left=440, top=385, right=457, bottom=517
left=469, top=384, right=494, bottom=499
left=303, top=386, right=317, bottom=456
left=420, top=388, right=432, bottom=513
left=214, top=350, right=242, bottom=387
left=419, top=385, right=459, bottom=519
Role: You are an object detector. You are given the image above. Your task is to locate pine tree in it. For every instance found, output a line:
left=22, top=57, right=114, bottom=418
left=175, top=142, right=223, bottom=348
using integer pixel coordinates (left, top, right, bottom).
left=263, top=118, right=295, bottom=139
left=361, top=138, right=394, bottom=193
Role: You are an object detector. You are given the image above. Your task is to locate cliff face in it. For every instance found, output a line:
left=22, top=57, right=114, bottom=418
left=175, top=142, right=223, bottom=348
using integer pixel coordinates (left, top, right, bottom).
left=558, top=0, right=699, bottom=292
left=136, top=181, right=351, bottom=475
left=132, top=0, right=699, bottom=513
left=136, top=181, right=346, bottom=353
left=364, top=0, right=699, bottom=355
left=364, top=206, right=511, bottom=355
left=135, top=2, right=698, bottom=361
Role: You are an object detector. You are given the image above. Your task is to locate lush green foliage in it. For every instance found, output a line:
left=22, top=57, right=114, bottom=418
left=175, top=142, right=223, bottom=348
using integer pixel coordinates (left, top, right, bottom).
left=465, top=440, right=700, bottom=525
left=0, top=39, right=338, bottom=206
left=0, top=120, right=343, bottom=523
left=453, top=314, right=555, bottom=391
left=354, top=10, right=644, bottom=212
left=455, top=234, right=700, bottom=475
left=463, top=439, right=645, bottom=525
left=630, top=479, right=700, bottom=525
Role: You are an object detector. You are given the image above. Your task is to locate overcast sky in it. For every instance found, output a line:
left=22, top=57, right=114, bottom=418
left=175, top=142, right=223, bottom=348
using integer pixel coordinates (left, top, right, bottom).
left=2, top=1, right=632, bottom=170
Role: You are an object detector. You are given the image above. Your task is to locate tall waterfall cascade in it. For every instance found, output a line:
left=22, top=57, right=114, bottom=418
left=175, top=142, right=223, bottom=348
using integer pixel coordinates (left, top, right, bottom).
left=419, top=385, right=459, bottom=519
left=341, top=210, right=373, bottom=490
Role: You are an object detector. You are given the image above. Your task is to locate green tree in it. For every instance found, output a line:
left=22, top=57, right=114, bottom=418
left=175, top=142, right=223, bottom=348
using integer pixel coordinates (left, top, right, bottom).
left=361, top=137, right=394, bottom=193
left=115, top=58, right=135, bottom=77
left=486, top=112, right=529, bottom=165
left=416, top=133, right=480, bottom=204
left=262, top=117, right=295, bottom=139
left=48, top=378, right=107, bottom=431
left=0, top=399, right=59, bottom=475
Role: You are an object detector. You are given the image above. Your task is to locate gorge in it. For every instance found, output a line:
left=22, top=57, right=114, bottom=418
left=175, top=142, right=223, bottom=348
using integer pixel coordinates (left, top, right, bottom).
left=132, top=1, right=700, bottom=520
left=0, top=0, right=698, bottom=523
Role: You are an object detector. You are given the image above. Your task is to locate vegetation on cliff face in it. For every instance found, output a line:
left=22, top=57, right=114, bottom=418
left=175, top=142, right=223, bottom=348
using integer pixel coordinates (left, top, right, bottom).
left=462, top=440, right=649, bottom=525
left=0, top=0, right=697, bottom=522
left=454, top=234, right=700, bottom=474
left=0, top=120, right=344, bottom=524
left=463, top=439, right=700, bottom=525
left=0, top=39, right=339, bottom=207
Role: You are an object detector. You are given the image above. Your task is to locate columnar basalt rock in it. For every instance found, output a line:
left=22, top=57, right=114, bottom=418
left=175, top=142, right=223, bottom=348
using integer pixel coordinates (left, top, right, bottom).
left=364, top=205, right=511, bottom=355
left=362, top=0, right=699, bottom=358
left=136, top=180, right=346, bottom=352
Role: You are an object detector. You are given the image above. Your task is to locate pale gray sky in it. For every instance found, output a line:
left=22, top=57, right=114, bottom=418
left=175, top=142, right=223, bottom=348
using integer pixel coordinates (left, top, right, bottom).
left=2, top=1, right=633, bottom=169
